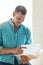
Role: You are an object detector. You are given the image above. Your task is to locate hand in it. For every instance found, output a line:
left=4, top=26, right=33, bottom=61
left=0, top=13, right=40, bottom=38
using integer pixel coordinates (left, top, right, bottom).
left=12, top=47, right=26, bottom=55
left=20, top=55, right=31, bottom=64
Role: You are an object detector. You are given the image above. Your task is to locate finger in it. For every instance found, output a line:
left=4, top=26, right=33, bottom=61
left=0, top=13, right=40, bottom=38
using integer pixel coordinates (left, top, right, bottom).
left=21, top=55, right=28, bottom=64
left=21, top=47, right=27, bottom=49
left=24, top=55, right=29, bottom=61
left=21, top=56, right=26, bottom=64
left=23, top=55, right=29, bottom=61
left=17, top=49, right=23, bottom=54
left=24, top=55, right=31, bottom=61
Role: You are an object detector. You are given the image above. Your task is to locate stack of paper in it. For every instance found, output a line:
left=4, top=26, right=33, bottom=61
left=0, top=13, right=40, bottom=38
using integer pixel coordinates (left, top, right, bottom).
left=21, top=44, right=41, bottom=56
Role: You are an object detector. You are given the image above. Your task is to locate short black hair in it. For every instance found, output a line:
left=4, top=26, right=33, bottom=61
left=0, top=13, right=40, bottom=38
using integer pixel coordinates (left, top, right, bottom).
left=15, top=5, right=27, bottom=15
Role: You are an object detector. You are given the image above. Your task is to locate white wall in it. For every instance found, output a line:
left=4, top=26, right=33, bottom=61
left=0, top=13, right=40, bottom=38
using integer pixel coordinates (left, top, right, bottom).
left=0, top=0, right=32, bottom=32
left=33, top=0, right=43, bottom=65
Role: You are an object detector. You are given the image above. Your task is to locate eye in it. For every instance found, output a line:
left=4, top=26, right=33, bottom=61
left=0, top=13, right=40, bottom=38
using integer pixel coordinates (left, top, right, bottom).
left=17, top=17, right=21, bottom=20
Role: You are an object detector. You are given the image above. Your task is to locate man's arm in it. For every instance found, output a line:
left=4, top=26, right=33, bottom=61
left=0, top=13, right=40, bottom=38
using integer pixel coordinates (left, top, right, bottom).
left=25, top=28, right=32, bottom=44
left=19, top=28, right=32, bottom=64
left=0, top=47, right=25, bottom=55
left=0, top=48, right=15, bottom=54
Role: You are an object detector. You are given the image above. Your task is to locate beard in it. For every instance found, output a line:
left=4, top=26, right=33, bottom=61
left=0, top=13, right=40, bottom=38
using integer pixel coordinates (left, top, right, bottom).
left=15, top=22, right=21, bottom=27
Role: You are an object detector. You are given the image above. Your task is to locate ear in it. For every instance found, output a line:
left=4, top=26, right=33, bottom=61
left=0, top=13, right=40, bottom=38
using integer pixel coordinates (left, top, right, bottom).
left=13, top=11, right=15, bottom=17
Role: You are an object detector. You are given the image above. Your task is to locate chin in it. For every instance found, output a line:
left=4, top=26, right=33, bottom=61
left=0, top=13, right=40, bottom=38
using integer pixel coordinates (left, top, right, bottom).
left=16, top=24, right=21, bottom=26
left=17, top=25, right=20, bottom=27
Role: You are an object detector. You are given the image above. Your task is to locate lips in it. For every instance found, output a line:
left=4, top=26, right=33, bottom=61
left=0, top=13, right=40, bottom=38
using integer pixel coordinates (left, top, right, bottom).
left=16, top=22, right=21, bottom=26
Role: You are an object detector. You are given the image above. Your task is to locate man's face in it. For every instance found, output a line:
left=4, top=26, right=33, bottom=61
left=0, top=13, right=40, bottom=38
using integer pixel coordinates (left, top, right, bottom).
left=13, top=12, right=26, bottom=26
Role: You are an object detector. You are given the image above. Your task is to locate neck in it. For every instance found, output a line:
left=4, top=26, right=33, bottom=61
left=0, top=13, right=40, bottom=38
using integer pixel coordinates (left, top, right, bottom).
left=12, top=18, right=19, bottom=31
left=14, top=25, right=19, bottom=31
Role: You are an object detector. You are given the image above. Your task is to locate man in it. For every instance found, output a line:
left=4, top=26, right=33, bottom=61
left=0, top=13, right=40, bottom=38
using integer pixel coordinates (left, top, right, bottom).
left=0, top=5, right=32, bottom=65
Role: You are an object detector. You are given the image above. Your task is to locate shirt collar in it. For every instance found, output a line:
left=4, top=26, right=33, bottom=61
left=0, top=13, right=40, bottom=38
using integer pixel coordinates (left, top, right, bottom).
left=8, top=18, right=14, bottom=28
left=8, top=18, right=22, bottom=31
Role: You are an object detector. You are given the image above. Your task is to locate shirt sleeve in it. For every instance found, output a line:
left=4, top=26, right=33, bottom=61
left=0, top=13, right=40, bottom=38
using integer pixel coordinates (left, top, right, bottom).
left=25, top=28, right=32, bottom=44
left=0, top=26, right=3, bottom=50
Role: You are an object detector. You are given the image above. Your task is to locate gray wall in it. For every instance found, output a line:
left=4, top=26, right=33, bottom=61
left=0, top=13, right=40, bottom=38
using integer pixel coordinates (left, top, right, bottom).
left=32, top=0, right=43, bottom=65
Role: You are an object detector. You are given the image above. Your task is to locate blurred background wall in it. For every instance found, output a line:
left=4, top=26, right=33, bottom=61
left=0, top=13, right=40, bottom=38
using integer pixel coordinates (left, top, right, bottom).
left=32, top=0, right=43, bottom=65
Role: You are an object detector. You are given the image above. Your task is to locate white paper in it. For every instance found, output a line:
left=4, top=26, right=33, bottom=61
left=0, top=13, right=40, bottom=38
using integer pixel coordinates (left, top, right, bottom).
left=21, top=44, right=41, bottom=56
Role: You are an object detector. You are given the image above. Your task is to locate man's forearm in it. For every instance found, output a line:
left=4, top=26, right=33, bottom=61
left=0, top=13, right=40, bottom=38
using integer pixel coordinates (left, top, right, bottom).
left=0, top=47, right=24, bottom=55
left=0, top=48, right=15, bottom=54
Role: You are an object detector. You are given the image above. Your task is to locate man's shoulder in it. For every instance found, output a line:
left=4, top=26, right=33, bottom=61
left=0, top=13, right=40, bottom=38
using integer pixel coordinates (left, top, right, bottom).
left=21, top=24, right=30, bottom=33
left=0, top=20, right=9, bottom=30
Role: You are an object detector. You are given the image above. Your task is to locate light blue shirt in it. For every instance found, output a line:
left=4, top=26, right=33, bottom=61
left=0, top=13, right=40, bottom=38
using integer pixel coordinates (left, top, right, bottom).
left=0, top=18, right=32, bottom=64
